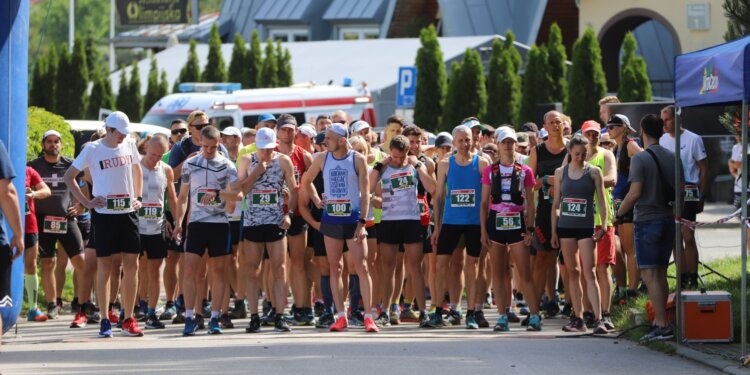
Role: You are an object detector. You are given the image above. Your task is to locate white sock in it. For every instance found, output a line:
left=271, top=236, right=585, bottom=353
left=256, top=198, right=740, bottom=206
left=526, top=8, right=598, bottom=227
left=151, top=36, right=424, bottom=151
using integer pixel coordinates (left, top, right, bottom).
left=211, top=311, right=220, bottom=319
left=364, top=313, right=373, bottom=320
left=338, top=311, right=346, bottom=319
left=186, top=309, right=194, bottom=319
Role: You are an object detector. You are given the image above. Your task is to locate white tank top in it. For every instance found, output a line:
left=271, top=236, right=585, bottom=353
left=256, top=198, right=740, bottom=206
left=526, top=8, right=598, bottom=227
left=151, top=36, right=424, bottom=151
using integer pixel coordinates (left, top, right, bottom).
left=138, top=161, right=167, bottom=235
left=380, top=164, right=420, bottom=221
left=321, top=150, right=361, bottom=224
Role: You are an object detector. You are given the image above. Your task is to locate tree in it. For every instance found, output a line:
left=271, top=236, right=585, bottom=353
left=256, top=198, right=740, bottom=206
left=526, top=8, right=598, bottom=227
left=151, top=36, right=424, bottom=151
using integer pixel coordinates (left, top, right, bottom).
left=442, top=61, right=464, bottom=130
left=414, top=25, right=447, bottom=131
left=568, top=28, right=608, bottom=127
left=503, top=30, right=522, bottom=74
left=86, top=66, right=115, bottom=120
left=174, top=38, right=202, bottom=92
left=487, top=39, right=522, bottom=126
left=158, top=70, right=169, bottom=98
left=115, top=65, right=128, bottom=113
left=144, top=57, right=161, bottom=114
left=520, top=45, right=553, bottom=123
left=42, top=46, right=59, bottom=112
left=277, top=43, right=293, bottom=87
left=54, top=43, right=71, bottom=116
left=202, top=23, right=227, bottom=82
left=258, top=37, right=279, bottom=88
left=84, top=32, right=100, bottom=73
left=127, top=61, right=144, bottom=121
left=618, top=32, right=652, bottom=102
left=547, top=22, right=568, bottom=106
left=228, top=33, right=247, bottom=85
left=724, top=0, right=750, bottom=41
left=459, top=48, right=487, bottom=122
left=30, top=53, right=50, bottom=109
left=246, top=30, right=262, bottom=88
left=69, top=36, right=90, bottom=118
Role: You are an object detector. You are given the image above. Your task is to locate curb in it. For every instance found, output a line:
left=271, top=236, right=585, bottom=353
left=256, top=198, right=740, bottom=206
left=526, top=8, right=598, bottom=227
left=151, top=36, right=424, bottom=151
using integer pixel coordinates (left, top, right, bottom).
left=667, top=342, right=750, bottom=374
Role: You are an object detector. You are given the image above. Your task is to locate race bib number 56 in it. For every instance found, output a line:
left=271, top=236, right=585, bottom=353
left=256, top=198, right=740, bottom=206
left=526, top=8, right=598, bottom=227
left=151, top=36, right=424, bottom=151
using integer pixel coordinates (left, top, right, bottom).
left=450, top=189, right=475, bottom=207
left=495, top=212, right=521, bottom=231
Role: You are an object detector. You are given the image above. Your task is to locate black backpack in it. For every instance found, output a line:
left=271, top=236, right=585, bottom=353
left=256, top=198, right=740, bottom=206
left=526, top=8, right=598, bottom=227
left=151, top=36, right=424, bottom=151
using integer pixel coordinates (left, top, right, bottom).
left=645, top=148, right=678, bottom=208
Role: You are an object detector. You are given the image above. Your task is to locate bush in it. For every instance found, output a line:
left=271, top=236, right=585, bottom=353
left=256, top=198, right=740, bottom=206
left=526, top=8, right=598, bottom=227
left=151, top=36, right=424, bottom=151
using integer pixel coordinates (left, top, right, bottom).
left=27, top=107, right=76, bottom=160
left=414, top=25, right=447, bottom=131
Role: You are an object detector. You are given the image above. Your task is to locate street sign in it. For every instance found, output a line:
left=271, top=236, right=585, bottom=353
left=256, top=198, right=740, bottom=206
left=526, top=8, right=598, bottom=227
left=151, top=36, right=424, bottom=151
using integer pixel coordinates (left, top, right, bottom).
left=396, top=66, right=417, bottom=108
left=116, top=0, right=189, bottom=25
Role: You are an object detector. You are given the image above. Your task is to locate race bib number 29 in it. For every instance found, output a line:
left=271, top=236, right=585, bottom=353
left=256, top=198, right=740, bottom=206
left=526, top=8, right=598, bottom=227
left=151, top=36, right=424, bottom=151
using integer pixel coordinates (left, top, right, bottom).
left=450, top=189, right=475, bottom=207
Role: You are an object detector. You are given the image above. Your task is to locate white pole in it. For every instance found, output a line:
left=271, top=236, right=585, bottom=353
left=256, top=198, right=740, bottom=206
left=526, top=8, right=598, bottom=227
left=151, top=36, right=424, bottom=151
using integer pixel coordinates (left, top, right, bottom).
left=674, top=106, right=683, bottom=342
left=68, top=0, right=74, bottom=52
left=110, top=0, right=115, bottom=72
left=741, top=100, right=748, bottom=356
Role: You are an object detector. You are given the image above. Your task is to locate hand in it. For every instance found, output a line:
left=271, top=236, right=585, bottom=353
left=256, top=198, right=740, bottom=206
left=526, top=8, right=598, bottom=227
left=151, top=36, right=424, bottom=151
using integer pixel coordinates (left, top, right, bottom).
left=9, top=234, right=23, bottom=260
left=199, top=191, right=217, bottom=205
left=431, top=226, right=441, bottom=250
left=523, top=232, right=533, bottom=246
left=67, top=203, right=84, bottom=217
left=382, top=156, right=392, bottom=166
left=132, top=199, right=142, bottom=211
left=25, top=187, right=34, bottom=201
left=612, top=216, right=622, bottom=226
left=252, top=161, right=267, bottom=176
left=172, top=225, right=182, bottom=243
left=313, top=196, right=325, bottom=210
left=88, top=196, right=106, bottom=209
left=593, top=229, right=605, bottom=242
left=550, top=233, right=559, bottom=249
left=280, top=214, right=292, bottom=230
left=481, top=230, right=492, bottom=248
left=407, top=155, right=419, bottom=166
left=354, top=224, right=367, bottom=242
left=282, top=187, right=290, bottom=202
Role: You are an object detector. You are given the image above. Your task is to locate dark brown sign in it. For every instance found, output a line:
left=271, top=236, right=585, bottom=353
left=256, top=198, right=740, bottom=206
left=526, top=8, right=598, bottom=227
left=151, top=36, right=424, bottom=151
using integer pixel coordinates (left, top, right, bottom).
left=116, top=0, right=188, bottom=25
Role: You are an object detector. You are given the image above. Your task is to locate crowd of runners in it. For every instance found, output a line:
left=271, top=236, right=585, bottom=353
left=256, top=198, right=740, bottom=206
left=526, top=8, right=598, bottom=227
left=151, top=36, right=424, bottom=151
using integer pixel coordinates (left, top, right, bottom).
left=1, top=95, right=704, bottom=343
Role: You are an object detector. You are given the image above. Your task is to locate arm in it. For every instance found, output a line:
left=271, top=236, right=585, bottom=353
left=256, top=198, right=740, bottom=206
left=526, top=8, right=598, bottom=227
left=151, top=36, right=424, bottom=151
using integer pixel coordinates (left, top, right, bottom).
left=164, top=166, right=179, bottom=218
left=297, top=178, right=319, bottom=230
left=431, top=158, right=449, bottom=249
left=410, top=156, right=437, bottom=195
left=592, top=167, right=608, bottom=231
left=602, top=149, right=617, bottom=188
left=697, top=158, right=709, bottom=198
left=627, top=140, right=643, bottom=157
left=281, top=155, right=298, bottom=214
left=355, top=153, right=370, bottom=241
left=0, top=179, right=23, bottom=259
left=524, top=183, right=536, bottom=230
left=369, top=168, right=381, bottom=193
left=300, top=153, right=324, bottom=210
left=480, top=182, right=491, bottom=248
left=64, top=166, right=101, bottom=209
left=29, top=180, right=52, bottom=201
left=372, top=183, right=382, bottom=209
left=616, top=181, right=642, bottom=219
left=529, top=146, right=541, bottom=190
left=550, top=168, right=562, bottom=248
left=132, top=162, right=143, bottom=209
left=172, top=182, right=190, bottom=242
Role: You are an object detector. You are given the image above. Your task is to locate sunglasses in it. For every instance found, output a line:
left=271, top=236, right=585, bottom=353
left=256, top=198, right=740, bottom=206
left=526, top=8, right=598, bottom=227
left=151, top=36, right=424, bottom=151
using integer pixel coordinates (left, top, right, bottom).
left=601, top=141, right=614, bottom=146
left=191, top=123, right=209, bottom=130
left=171, top=128, right=188, bottom=135
left=606, top=124, right=623, bottom=130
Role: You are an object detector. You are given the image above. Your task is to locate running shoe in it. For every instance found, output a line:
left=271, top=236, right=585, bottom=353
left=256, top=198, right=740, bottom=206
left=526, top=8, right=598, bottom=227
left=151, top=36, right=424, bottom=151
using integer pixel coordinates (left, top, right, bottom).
left=364, top=316, right=379, bottom=333
left=159, top=305, right=177, bottom=321
left=375, top=311, right=390, bottom=327
left=246, top=314, right=261, bottom=333
left=526, top=314, right=542, bottom=331
left=304, top=307, right=315, bottom=325
left=349, top=310, right=364, bottom=327
left=474, top=310, right=489, bottom=328
left=230, top=300, right=247, bottom=319
left=261, top=310, right=274, bottom=327
left=493, top=315, right=509, bottom=332
left=593, top=320, right=608, bottom=335
left=172, top=311, right=186, bottom=324
left=639, top=325, right=660, bottom=343
left=183, top=317, right=198, bottom=336
left=145, top=315, right=165, bottom=329
left=329, top=316, right=348, bottom=332
left=220, top=313, right=234, bottom=329
left=465, top=311, right=478, bottom=329
left=447, top=308, right=462, bottom=326
left=262, top=299, right=272, bottom=316
left=519, top=306, right=530, bottom=316
left=195, top=314, right=205, bottom=330
left=71, top=298, right=81, bottom=312
left=562, top=316, right=587, bottom=332
left=70, top=311, right=88, bottom=328
left=418, top=311, right=429, bottom=328
left=274, top=316, right=292, bottom=332
left=121, top=318, right=144, bottom=337
left=506, top=310, right=521, bottom=323
left=316, top=313, right=335, bottom=329
left=116, top=309, right=125, bottom=328
left=400, top=307, right=419, bottom=322
left=657, top=325, right=674, bottom=341
left=47, top=303, right=60, bottom=320
left=201, top=300, right=212, bottom=319
left=484, top=293, right=492, bottom=309
left=87, top=309, right=101, bottom=324
left=27, top=308, right=48, bottom=322
left=314, top=301, right=325, bottom=317
left=389, top=308, right=400, bottom=326
left=99, top=319, right=113, bottom=338
left=601, top=311, right=615, bottom=331
left=422, top=312, right=444, bottom=328
left=108, top=308, right=120, bottom=324
left=543, top=301, right=560, bottom=318
left=583, top=311, right=596, bottom=329
left=208, top=317, right=223, bottom=334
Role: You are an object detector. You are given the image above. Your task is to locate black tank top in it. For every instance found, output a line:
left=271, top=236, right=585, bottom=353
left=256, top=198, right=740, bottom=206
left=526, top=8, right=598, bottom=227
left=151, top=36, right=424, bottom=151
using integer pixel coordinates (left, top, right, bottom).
left=535, top=142, right=567, bottom=209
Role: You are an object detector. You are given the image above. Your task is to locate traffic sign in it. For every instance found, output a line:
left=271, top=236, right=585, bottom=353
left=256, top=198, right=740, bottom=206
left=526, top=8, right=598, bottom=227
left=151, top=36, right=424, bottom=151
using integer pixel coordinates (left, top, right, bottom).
left=396, top=66, right=417, bottom=108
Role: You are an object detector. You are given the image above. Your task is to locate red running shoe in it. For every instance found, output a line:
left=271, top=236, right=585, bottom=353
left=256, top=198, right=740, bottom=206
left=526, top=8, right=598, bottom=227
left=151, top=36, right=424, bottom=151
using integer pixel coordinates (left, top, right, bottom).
left=70, top=311, right=88, bottom=328
left=108, top=308, right=119, bottom=324
left=329, top=316, right=348, bottom=332
left=121, top=318, right=144, bottom=337
left=364, top=317, right=379, bottom=333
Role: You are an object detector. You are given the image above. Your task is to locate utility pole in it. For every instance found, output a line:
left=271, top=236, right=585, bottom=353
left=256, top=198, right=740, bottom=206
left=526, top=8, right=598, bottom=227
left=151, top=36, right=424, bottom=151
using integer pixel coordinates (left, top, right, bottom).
left=68, top=0, right=74, bottom=52
left=110, top=0, right=115, bottom=72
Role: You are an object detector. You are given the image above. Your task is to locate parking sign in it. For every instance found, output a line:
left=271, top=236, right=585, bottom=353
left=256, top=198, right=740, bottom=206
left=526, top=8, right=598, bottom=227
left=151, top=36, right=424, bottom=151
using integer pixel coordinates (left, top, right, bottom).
left=396, top=66, right=417, bottom=108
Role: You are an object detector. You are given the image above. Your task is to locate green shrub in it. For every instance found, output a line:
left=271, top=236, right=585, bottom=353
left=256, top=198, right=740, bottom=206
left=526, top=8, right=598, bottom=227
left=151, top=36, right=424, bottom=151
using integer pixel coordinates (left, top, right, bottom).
left=27, top=107, right=75, bottom=160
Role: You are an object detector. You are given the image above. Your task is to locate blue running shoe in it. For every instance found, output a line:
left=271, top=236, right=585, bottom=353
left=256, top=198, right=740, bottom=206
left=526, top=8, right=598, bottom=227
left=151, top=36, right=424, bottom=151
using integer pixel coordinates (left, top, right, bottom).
left=493, top=315, right=510, bottom=332
left=99, top=319, right=113, bottom=338
left=207, top=317, right=222, bottom=335
left=183, top=317, right=198, bottom=336
left=27, top=308, right=48, bottom=322
left=527, top=314, right=542, bottom=331
left=465, top=312, right=478, bottom=329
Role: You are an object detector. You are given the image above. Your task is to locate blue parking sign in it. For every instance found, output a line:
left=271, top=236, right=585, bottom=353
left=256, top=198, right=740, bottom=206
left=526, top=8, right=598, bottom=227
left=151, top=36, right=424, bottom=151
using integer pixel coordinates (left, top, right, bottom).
left=396, top=66, right=417, bottom=108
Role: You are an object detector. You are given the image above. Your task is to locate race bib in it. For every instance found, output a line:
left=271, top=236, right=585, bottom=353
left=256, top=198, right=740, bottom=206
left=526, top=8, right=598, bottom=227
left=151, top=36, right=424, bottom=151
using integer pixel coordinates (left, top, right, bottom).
left=43, top=216, right=67, bottom=234
left=326, top=199, right=352, bottom=217
left=495, top=212, right=522, bottom=231
left=252, top=189, right=279, bottom=206
left=24, top=201, right=30, bottom=216
left=418, top=201, right=426, bottom=214
left=390, top=171, right=415, bottom=191
left=561, top=198, right=587, bottom=217
left=450, top=189, right=475, bottom=207
left=197, top=188, right=222, bottom=206
left=684, top=185, right=700, bottom=202
left=138, top=202, right=163, bottom=220
left=106, top=194, right=131, bottom=211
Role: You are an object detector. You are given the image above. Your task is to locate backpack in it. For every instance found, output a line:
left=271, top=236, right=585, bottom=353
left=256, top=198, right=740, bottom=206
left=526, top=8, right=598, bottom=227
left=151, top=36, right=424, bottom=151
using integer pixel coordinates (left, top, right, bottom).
left=489, top=162, right=525, bottom=205
left=645, top=148, right=678, bottom=208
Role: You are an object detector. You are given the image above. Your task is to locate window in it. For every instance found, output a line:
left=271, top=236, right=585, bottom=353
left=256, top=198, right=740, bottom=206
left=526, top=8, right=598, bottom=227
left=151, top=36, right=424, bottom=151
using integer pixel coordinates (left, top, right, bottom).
left=338, top=26, right=380, bottom=40
left=268, top=28, right=309, bottom=43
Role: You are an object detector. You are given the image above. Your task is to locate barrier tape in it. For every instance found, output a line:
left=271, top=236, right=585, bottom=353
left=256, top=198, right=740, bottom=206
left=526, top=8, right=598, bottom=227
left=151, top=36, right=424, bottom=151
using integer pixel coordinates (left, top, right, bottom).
left=675, top=204, right=746, bottom=228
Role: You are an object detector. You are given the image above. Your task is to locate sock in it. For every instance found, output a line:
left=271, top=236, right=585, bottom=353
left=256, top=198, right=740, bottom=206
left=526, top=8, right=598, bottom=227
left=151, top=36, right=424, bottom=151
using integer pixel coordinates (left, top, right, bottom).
left=475, top=304, right=482, bottom=311
left=185, top=309, right=195, bottom=319
left=24, top=274, right=38, bottom=310
left=364, top=313, right=373, bottom=320
left=391, top=303, right=399, bottom=314
left=165, top=300, right=174, bottom=308
left=148, top=308, right=156, bottom=316
left=349, top=274, right=361, bottom=310
left=321, top=275, right=334, bottom=314
left=338, top=311, right=346, bottom=319
left=403, top=302, right=412, bottom=310
left=211, top=310, right=220, bottom=319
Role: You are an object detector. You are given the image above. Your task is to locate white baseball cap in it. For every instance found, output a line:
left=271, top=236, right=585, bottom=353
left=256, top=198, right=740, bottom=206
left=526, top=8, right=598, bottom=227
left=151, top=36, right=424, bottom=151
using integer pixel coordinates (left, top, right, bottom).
left=328, top=123, right=348, bottom=138
left=298, top=124, right=316, bottom=138
left=42, top=129, right=62, bottom=141
left=351, top=120, right=371, bottom=134
left=255, top=127, right=277, bottom=149
left=220, top=127, right=242, bottom=138
left=494, top=126, right=517, bottom=143
left=105, top=111, right=132, bottom=135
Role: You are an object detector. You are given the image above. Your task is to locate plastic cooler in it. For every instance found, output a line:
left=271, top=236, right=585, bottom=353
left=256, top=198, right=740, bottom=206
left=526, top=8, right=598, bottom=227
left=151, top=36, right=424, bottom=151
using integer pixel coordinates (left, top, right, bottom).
left=681, top=291, right=733, bottom=343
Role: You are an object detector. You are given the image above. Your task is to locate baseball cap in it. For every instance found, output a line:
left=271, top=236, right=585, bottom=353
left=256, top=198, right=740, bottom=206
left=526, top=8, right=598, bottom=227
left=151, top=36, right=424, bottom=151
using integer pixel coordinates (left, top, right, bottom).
left=255, top=127, right=277, bottom=149
left=516, top=132, right=530, bottom=147
left=351, top=120, right=371, bottom=134
left=494, top=127, right=517, bottom=143
left=105, top=111, right=132, bottom=135
left=315, top=132, right=326, bottom=145
left=463, top=119, right=484, bottom=131
left=257, top=114, right=277, bottom=123
left=607, top=114, right=635, bottom=132
left=220, top=127, right=242, bottom=137
left=581, top=120, right=601, bottom=134
left=43, top=129, right=62, bottom=141
left=434, top=132, right=453, bottom=148
left=298, top=124, right=316, bottom=138
left=277, top=116, right=297, bottom=129
left=521, top=122, right=539, bottom=133
left=328, top=123, right=348, bottom=138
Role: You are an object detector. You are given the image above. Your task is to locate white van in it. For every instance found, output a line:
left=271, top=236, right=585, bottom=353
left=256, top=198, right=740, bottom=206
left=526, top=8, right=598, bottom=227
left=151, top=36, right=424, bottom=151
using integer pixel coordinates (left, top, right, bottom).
left=141, top=83, right=377, bottom=130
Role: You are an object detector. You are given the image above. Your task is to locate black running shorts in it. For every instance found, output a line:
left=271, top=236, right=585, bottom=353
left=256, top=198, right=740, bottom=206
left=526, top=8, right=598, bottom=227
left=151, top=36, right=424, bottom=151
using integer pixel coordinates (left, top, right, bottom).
left=0, top=243, right=11, bottom=307
left=436, top=224, right=482, bottom=257
left=243, top=224, right=286, bottom=243
left=287, top=215, right=309, bottom=236
left=93, top=212, right=140, bottom=257
left=38, top=216, right=84, bottom=259
left=185, top=222, right=230, bottom=258
left=141, top=233, right=168, bottom=260
left=378, top=220, right=424, bottom=245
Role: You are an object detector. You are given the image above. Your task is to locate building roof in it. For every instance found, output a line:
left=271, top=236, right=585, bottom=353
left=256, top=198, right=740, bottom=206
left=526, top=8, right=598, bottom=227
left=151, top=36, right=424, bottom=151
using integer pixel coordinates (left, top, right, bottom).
left=113, top=13, right=219, bottom=48
left=322, top=0, right=388, bottom=22
left=255, top=0, right=317, bottom=22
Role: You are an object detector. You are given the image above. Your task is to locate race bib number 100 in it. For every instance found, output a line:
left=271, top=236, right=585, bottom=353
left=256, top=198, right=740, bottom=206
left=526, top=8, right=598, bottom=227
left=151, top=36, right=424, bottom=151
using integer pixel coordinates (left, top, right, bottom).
left=106, top=194, right=130, bottom=211
left=450, top=189, right=475, bottom=207
left=326, top=199, right=352, bottom=217
left=561, top=198, right=587, bottom=217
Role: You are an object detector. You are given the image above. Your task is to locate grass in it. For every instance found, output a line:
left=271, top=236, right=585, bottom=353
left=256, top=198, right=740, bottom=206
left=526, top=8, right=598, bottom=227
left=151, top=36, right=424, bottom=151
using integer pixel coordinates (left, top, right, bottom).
left=613, top=256, right=749, bottom=348
left=21, top=268, right=75, bottom=313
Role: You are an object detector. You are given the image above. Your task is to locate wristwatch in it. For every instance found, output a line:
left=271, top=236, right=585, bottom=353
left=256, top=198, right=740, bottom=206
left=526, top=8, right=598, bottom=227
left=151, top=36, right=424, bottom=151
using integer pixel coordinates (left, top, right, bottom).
left=414, top=162, right=423, bottom=170
left=525, top=226, right=534, bottom=233
left=136, top=196, right=143, bottom=202
left=358, top=218, right=366, bottom=225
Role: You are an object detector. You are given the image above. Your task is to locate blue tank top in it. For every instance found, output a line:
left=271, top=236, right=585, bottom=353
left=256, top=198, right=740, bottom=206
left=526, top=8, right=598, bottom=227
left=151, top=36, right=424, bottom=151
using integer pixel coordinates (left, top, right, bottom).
left=443, top=154, right=482, bottom=225
left=322, top=150, right=361, bottom=224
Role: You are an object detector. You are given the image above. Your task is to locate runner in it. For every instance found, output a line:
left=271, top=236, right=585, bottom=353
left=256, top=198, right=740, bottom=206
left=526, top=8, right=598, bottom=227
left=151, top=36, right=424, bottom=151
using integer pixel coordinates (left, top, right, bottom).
left=22, top=166, right=51, bottom=321
left=296, top=124, right=317, bottom=154
left=220, top=126, right=243, bottom=328
left=480, top=127, right=542, bottom=331
left=65, top=112, right=144, bottom=338
left=0, top=139, right=24, bottom=347
left=370, top=135, right=435, bottom=327
left=426, top=125, right=490, bottom=328
left=300, top=124, right=379, bottom=332
left=172, top=125, right=239, bottom=336
left=169, top=119, right=189, bottom=148
left=138, top=135, right=178, bottom=329
left=550, top=135, right=609, bottom=334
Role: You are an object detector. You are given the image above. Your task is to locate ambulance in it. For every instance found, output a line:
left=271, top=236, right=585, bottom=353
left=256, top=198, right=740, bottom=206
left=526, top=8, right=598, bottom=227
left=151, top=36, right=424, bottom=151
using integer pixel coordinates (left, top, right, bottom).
left=141, top=82, right=377, bottom=129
